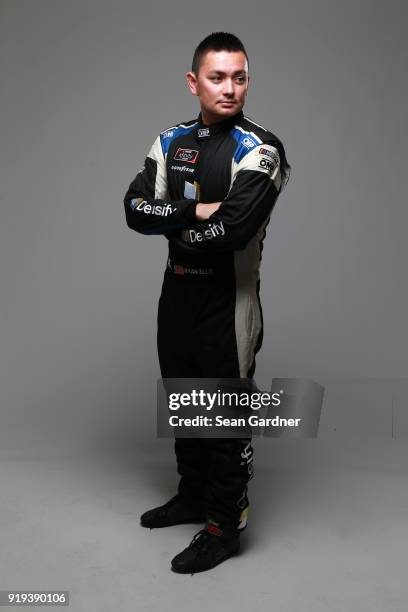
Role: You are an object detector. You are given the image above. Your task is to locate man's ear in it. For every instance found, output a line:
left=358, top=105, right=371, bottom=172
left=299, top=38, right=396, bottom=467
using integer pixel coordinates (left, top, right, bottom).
left=186, top=71, right=198, bottom=96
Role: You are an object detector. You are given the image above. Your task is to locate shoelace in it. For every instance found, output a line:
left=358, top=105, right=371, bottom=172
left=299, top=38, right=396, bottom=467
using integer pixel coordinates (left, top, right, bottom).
left=189, top=529, right=217, bottom=555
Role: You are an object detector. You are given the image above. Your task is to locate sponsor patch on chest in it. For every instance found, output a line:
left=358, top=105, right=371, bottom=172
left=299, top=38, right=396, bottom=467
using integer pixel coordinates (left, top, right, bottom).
left=197, top=127, right=210, bottom=138
left=173, top=148, right=199, bottom=163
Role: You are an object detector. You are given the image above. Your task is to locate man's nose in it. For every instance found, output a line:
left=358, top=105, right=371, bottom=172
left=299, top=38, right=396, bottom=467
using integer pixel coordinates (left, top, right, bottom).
left=223, top=78, right=234, bottom=96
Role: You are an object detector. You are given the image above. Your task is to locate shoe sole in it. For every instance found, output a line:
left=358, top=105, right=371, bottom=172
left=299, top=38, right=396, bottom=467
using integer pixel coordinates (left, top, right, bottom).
left=171, top=543, right=240, bottom=574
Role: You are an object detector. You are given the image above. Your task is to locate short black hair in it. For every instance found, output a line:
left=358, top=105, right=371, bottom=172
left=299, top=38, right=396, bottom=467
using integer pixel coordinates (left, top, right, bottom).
left=192, top=32, right=249, bottom=75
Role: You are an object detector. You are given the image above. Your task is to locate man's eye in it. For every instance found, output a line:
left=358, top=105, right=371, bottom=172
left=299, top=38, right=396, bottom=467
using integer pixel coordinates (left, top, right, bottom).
left=236, top=77, right=246, bottom=83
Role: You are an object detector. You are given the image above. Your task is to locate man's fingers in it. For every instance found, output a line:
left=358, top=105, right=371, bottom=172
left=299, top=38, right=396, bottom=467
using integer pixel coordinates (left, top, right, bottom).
left=196, top=202, right=222, bottom=221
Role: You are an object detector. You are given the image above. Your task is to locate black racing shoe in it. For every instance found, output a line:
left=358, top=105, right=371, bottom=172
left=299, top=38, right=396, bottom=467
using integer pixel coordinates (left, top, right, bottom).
left=171, top=526, right=240, bottom=574
left=140, top=494, right=206, bottom=529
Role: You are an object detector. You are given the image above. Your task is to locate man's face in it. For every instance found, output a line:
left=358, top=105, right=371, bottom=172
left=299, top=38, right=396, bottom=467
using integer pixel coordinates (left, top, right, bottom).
left=186, top=50, right=249, bottom=124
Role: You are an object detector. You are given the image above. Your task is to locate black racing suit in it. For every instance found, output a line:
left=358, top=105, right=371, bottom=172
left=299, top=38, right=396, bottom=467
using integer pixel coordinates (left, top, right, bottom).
left=124, top=110, right=290, bottom=534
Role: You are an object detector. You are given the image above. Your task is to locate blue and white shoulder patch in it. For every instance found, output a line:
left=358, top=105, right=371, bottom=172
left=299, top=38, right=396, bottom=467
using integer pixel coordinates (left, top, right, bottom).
left=230, top=125, right=263, bottom=164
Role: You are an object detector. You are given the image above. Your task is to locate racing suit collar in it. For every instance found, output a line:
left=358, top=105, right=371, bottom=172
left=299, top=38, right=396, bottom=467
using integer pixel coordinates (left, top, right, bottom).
left=195, top=110, right=244, bottom=140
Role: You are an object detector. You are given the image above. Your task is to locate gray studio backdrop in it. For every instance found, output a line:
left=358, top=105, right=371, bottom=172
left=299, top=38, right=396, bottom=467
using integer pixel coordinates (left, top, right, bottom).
left=0, top=0, right=407, bottom=457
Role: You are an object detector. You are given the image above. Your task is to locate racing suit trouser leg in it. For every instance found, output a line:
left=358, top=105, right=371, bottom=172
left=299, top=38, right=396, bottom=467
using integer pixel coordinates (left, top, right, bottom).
left=157, top=269, right=261, bottom=533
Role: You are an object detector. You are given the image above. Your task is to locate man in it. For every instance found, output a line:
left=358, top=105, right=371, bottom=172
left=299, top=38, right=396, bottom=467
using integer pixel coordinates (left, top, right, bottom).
left=123, top=32, right=290, bottom=574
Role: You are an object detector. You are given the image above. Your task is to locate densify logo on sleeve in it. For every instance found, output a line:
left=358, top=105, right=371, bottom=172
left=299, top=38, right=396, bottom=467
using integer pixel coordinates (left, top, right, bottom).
left=130, top=198, right=176, bottom=216
left=183, top=221, right=225, bottom=243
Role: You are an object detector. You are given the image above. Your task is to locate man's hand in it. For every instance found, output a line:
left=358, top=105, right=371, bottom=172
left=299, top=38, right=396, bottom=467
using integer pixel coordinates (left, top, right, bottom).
left=195, top=202, right=221, bottom=221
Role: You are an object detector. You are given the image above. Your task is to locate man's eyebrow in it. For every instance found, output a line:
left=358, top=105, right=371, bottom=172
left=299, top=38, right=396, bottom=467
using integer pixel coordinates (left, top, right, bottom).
left=208, top=69, right=247, bottom=75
